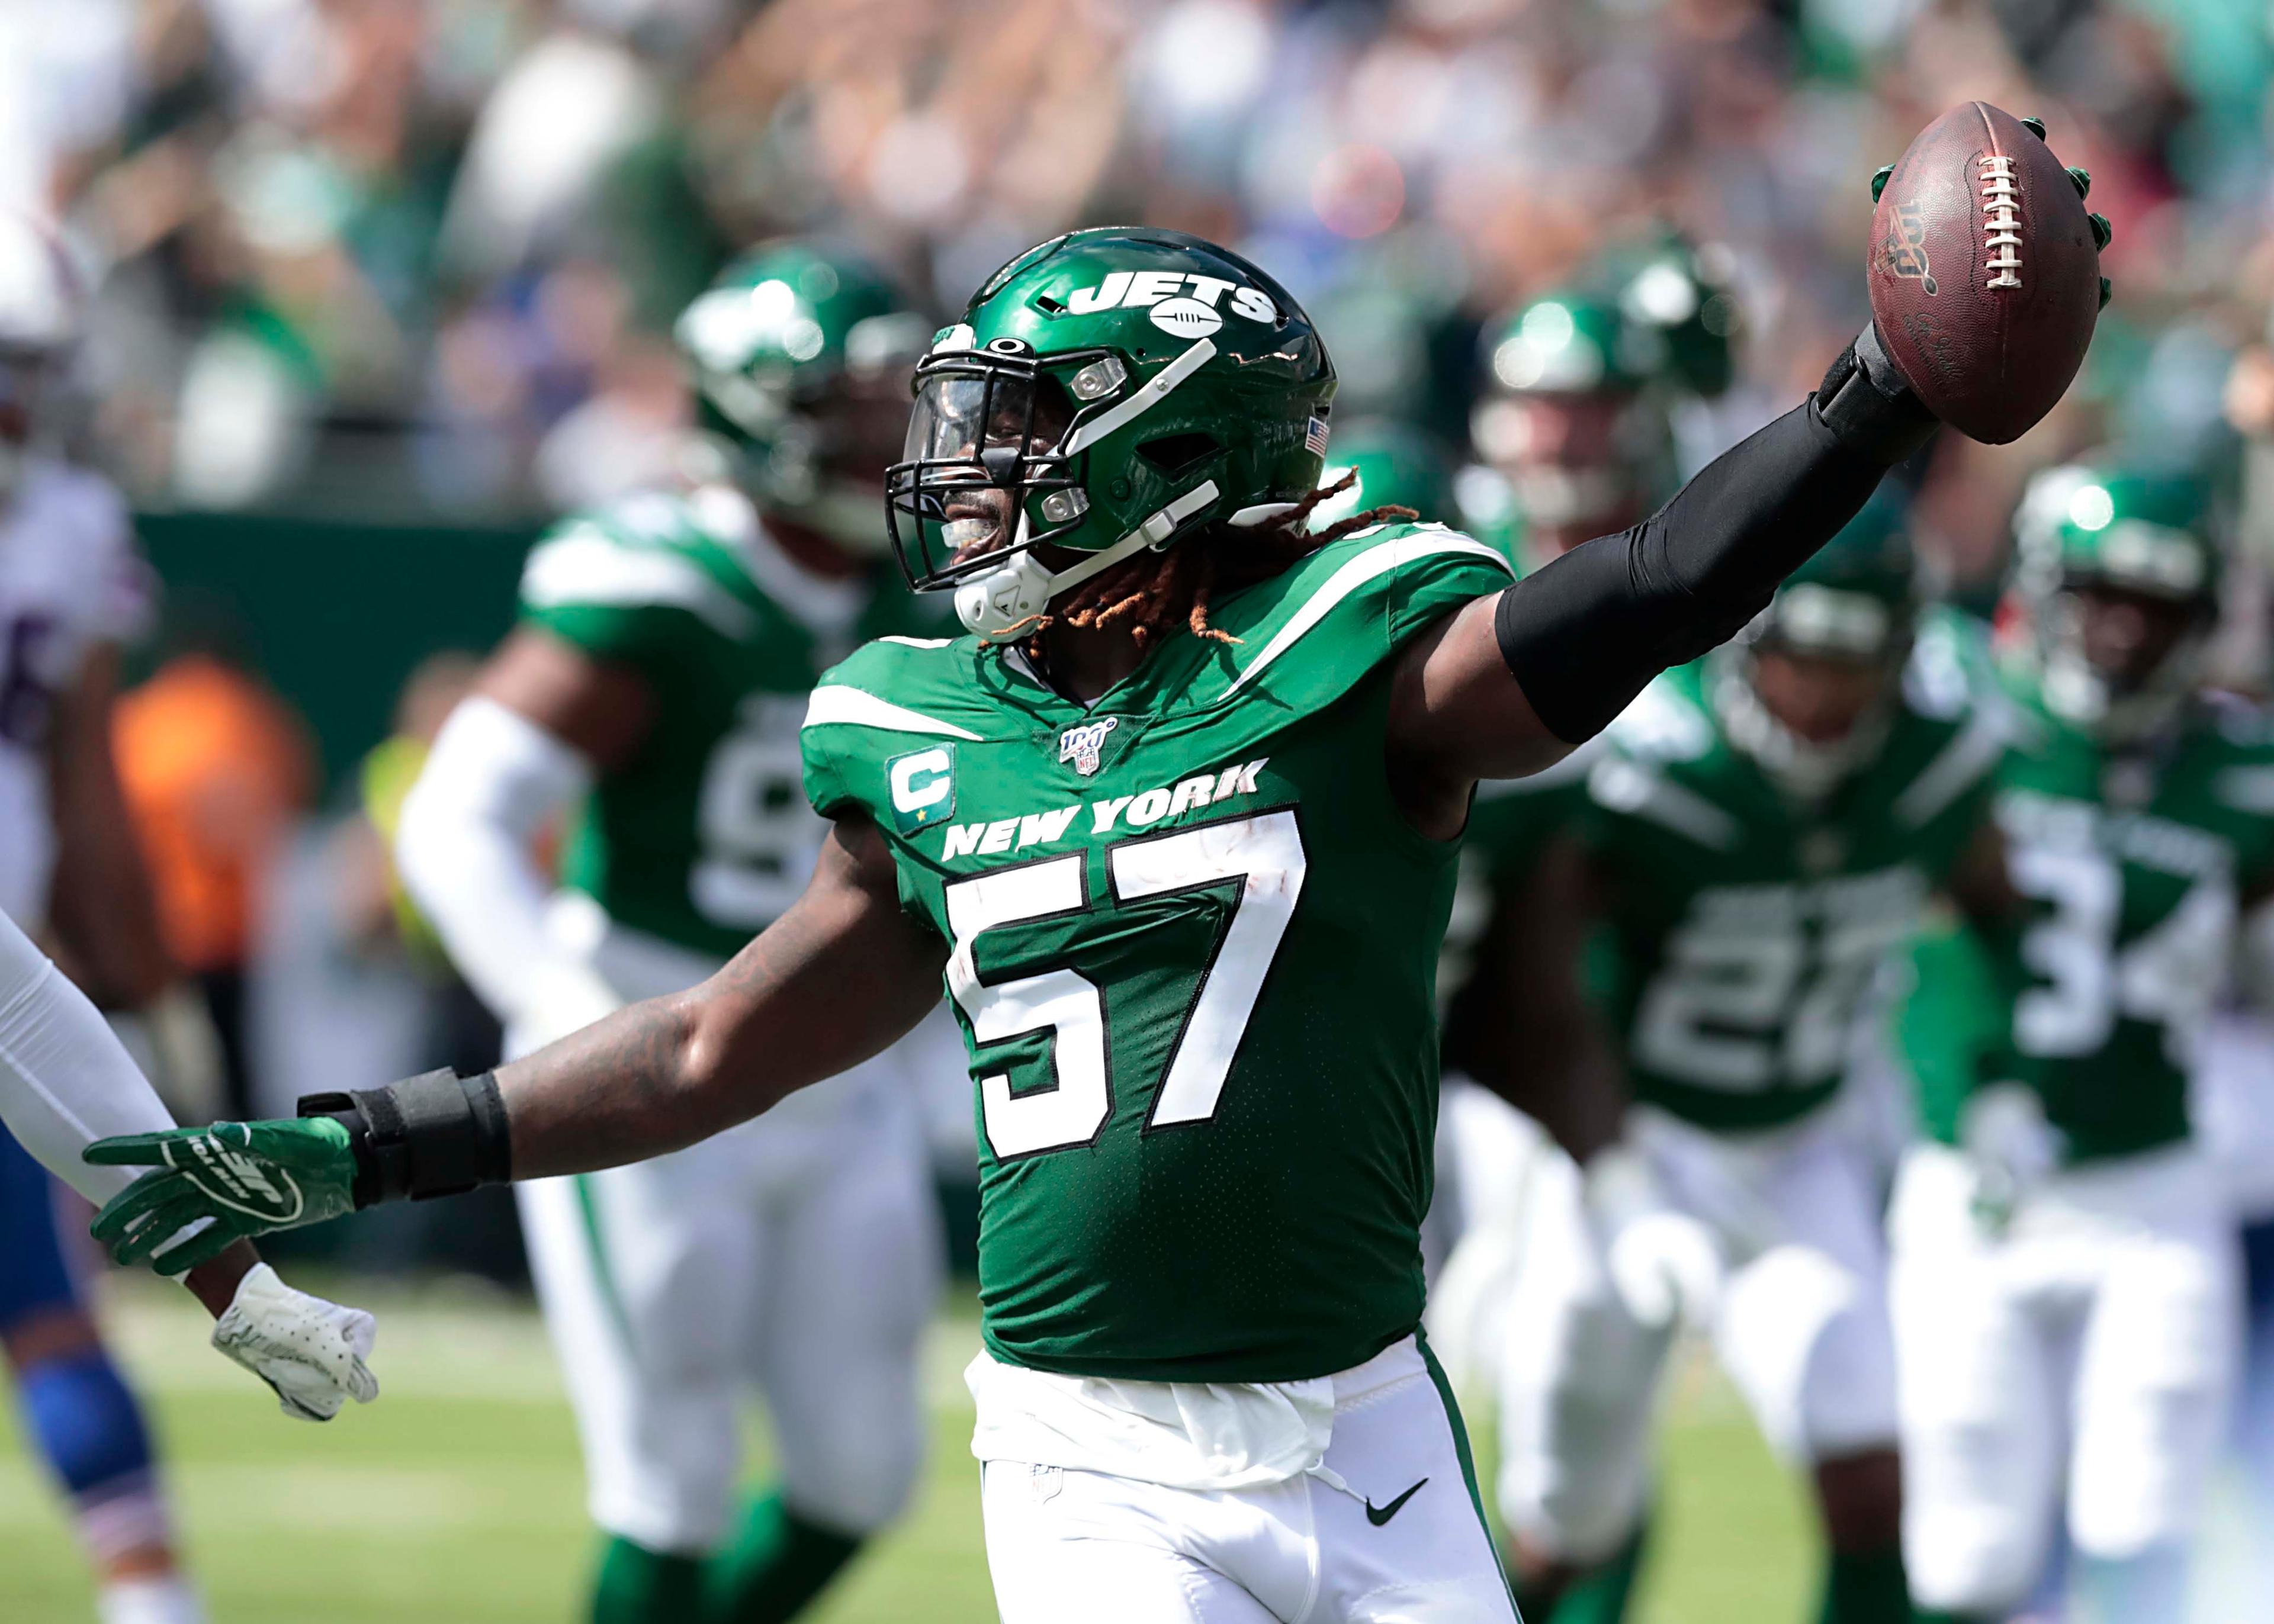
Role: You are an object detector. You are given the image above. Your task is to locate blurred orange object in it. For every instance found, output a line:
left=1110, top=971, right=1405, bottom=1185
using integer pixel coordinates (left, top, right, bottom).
left=112, top=654, right=314, bottom=975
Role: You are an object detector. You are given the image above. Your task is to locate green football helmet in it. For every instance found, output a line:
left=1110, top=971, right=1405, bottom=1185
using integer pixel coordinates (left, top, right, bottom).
left=1470, top=289, right=1672, bottom=540
left=1306, top=419, right=1456, bottom=533
left=1751, top=485, right=1918, bottom=661
left=675, top=240, right=932, bottom=553
left=1479, top=291, right=1658, bottom=397
left=1599, top=228, right=1743, bottom=400
left=2013, top=464, right=2222, bottom=740
left=1719, top=486, right=1920, bottom=800
left=888, top=227, right=1335, bottom=636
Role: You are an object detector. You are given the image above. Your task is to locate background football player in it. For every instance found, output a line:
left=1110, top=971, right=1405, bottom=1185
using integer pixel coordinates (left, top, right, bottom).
left=390, top=239, right=955, bottom=1624
left=1479, top=493, right=2015, bottom=1624
left=1891, top=464, right=2261, bottom=1624
left=0, top=210, right=375, bottom=1624
left=1427, top=251, right=1743, bottom=1565
left=76, top=201, right=2036, bottom=1620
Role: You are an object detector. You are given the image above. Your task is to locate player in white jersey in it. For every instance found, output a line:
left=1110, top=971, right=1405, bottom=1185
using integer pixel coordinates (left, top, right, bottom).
left=394, top=242, right=953, bottom=1624
left=0, top=211, right=374, bottom=1624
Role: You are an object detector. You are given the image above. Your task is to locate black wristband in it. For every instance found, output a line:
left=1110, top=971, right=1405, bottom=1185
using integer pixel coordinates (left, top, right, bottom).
left=298, top=1069, right=513, bottom=1207
left=1814, top=323, right=1938, bottom=467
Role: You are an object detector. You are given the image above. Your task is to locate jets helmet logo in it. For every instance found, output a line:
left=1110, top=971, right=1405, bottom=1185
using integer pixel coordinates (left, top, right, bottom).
left=1059, top=716, right=1119, bottom=777
left=1062, top=271, right=1279, bottom=326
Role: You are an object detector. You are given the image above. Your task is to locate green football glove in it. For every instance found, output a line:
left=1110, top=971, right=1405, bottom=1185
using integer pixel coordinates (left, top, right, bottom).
left=86, top=1118, right=361, bottom=1275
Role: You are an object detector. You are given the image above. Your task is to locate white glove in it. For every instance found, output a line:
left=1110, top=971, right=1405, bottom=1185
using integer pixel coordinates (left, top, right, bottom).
left=211, top=1263, right=380, bottom=1422
left=1960, top=1081, right=2063, bottom=1234
left=1585, top=1144, right=1725, bottom=1331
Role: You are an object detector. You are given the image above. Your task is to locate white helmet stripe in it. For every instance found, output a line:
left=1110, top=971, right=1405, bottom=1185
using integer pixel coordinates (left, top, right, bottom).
left=1062, top=338, right=1217, bottom=455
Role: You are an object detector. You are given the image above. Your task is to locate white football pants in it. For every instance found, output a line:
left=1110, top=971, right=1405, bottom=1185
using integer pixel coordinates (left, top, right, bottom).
left=1495, top=1102, right=1900, bottom=1562
left=511, top=915, right=953, bottom=1554
left=980, top=1341, right=1516, bottom=1623
left=1890, top=1141, right=2240, bottom=1616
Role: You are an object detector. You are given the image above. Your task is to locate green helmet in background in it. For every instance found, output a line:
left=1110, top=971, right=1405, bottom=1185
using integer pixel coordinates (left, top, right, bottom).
left=1470, top=288, right=1672, bottom=541
left=1306, top=419, right=1457, bottom=533
left=1478, top=291, right=1659, bottom=398
left=888, top=227, right=1335, bottom=636
left=2013, top=463, right=2223, bottom=740
left=1598, top=228, right=1744, bottom=401
left=675, top=240, right=932, bottom=552
left=1717, top=485, right=1922, bottom=800
left=1752, top=484, right=1919, bottom=661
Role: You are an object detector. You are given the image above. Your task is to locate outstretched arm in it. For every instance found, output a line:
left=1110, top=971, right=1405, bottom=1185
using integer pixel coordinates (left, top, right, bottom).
left=87, top=812, right=947, bottom=1255
left=490, top=811, right=944, bottom=1179
left=1389, top=332, right=1935, bottom=833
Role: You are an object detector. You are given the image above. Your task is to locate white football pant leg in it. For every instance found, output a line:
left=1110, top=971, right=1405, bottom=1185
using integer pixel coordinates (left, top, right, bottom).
left=1892, top=1143, right=2238, bottom=1615
left=1708, top=1118, right=1899, bottom=1463
left=1495, top=1146, right=1668, bottom=1563
left=517, top=1145, right=758, bottom=1553
left=982, top=1462, right=1282, bottom=1624
left=750, top=1099, right=942, bottom=1533
left=983, top=1346, right=1514, bottom=1623
left=1890, top=1146, right=2063, bottom=1615
left=2063, top=1160, right=2237, bottom=1567
left=1427, top=1082, right=1554, bottom=1391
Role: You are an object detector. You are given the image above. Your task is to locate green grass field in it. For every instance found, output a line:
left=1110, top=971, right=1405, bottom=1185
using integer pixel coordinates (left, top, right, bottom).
left=0, top=1277, right=1816, bottom=1623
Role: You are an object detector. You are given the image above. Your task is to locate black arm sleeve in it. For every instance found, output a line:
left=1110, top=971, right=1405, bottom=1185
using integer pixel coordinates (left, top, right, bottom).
left=1496, top=330, right=1935, bottom=744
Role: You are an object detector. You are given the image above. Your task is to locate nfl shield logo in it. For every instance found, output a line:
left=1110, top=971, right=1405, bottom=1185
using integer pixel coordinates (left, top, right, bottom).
left=1058, top=716, right=1119, bottom=777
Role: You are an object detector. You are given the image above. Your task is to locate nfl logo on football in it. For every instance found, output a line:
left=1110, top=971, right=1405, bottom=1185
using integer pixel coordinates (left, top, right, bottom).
left=1059, top=716, right=1118, bottom=776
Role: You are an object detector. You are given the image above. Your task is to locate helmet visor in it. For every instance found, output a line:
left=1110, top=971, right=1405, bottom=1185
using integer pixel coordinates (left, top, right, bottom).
left=887, top=353, right=1085, bottom=593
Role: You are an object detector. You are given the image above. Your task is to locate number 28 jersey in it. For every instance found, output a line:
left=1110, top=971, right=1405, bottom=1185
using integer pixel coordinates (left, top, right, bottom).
left=518, top=484, right=946, bottom=960
left=801, top=525, right=1514, bottom=1384
left=1578, top=638, right=2005, bottom=1133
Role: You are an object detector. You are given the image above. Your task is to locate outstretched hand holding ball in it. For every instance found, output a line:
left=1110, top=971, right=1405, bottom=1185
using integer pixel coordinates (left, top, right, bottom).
left=1866, top=103, right=2110, bottom=445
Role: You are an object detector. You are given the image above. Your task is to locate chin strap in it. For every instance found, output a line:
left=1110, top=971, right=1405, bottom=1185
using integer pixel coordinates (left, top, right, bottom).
left=955, top=480, right=1220, bottom=636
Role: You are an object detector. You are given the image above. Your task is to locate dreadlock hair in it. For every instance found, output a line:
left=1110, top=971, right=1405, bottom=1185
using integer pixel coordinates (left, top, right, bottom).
left=996, top=469, right=1418, bottom=657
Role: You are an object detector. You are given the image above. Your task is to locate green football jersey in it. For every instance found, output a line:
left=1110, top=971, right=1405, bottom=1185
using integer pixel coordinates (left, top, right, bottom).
left=1437, top=753, right=1594, bottom=1073
left=801, top=523, right=1514, bottom=1383
left=519, top=484, right=947, bottom=960
left=1971, top=681, right=2274, bottom=1164
left=1578, top=639, right=2004, bottom=1133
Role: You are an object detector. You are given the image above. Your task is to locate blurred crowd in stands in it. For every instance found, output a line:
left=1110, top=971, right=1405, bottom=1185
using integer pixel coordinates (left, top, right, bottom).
left=10, top=0, right=2266, bottom=536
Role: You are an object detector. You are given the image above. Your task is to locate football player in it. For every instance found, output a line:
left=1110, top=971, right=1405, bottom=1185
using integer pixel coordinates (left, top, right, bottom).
left=385, top=241, right=954, bottom=1624
left=85, top=216, right=2068, bottom=1622
left=0, top=211, right=375, bottom=1624
left=1428, top=259, right=1730, bottom=1460
left=1469, top=288, right=1669, bottom=570
left=1891, top=465, right=2260, bottom=1624
left=1466, top=231, right=1738, bottom=577
left=1481, top=493, right=2014, bottom=1624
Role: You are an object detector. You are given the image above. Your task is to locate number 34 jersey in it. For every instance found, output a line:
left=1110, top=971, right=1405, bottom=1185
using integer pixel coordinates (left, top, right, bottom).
left=518, top=483, right=947, bottom=960
left=1979, top=686, right=2274, bottom=1165
left=1576, top=635, right=2006, bottom=1134
left=802, top=525, right=1515, bottom=1384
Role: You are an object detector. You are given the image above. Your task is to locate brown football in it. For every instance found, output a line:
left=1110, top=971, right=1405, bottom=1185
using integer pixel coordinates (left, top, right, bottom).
left=1868, top=102, right=2100, bottom=445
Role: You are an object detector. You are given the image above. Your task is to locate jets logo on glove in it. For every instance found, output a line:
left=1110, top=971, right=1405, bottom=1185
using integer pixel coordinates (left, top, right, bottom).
left=163, top=1124, right=309, bottom=1221
left=86, top=1117, right=361, bottom=1274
